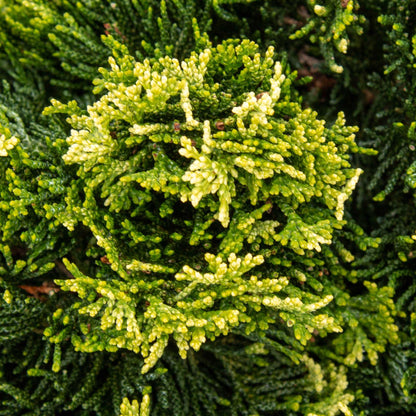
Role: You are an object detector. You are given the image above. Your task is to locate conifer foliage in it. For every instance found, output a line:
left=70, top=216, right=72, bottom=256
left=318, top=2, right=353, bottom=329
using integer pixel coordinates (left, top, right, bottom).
left=0, top=0, right=414, bottom=415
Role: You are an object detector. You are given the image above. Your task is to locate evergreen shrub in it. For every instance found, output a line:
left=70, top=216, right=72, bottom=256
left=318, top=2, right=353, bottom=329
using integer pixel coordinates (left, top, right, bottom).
left=0, top=0, right=415, bottom=415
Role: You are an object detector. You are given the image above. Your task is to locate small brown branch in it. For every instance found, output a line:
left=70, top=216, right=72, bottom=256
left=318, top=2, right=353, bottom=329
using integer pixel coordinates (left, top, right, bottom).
left=54, top=259, right=74, bottom=279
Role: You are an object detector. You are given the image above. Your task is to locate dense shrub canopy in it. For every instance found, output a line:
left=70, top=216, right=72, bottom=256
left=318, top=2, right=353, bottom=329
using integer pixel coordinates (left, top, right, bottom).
left=0, top=1, right=415, bottom=415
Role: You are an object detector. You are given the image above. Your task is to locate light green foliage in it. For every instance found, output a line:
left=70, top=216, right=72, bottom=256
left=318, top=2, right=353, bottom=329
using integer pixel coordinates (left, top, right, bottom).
left=119, top=388, right=151, bottom=416
left=39, top=38, right=380, bottom=377
left=0, top=1, right=412, bottom=415
left=329, top=281, right=399, bottom=366
left=301, top=357, right=354, bottom=416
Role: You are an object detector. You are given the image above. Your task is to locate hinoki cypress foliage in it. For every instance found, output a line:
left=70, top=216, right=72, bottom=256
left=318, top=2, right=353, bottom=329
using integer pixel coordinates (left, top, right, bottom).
left=0, top=0, right=253, bottom=91
left=0, top=0, right=414, bottom=415
left=41, top=35, right=385, bottom=373
left=346, top=1, right=416, bottom=413
left=287, top=0, right=365, bottom=73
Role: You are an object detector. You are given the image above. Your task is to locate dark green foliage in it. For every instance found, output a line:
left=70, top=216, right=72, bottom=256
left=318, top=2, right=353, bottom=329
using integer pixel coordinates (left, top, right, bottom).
left=1, top=0, right=416, bottom=415
left=337, top=0, right=416, bottom=413
left=0, top=0, right=254, bottom=93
